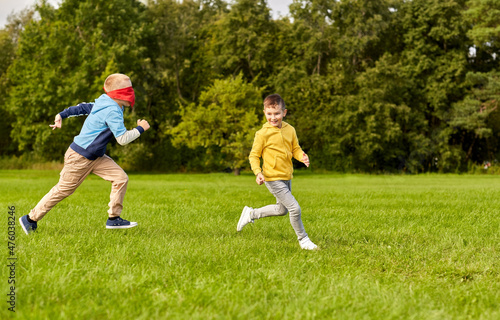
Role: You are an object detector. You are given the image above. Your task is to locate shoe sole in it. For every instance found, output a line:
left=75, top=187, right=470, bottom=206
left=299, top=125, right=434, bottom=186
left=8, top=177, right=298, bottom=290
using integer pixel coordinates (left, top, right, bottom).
left=301, top=246, right=318, bottom=250
left=237, top=206, right=252, bottom=232
left=106, top=222, right=138, bottom=229
left=300, top=243, right=318, bottom=250
left=19, top=217, right=31, bottom=235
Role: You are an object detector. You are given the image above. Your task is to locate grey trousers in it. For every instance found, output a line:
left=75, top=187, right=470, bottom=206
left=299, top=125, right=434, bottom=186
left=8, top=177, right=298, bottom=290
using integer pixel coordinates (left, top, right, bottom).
left=252, top=180, right=308, bottom=240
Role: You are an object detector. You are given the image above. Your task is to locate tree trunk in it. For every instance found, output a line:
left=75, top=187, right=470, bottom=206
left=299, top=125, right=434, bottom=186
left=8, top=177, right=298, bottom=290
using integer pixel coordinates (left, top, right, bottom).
left=233, top=168, right=241, bottom=176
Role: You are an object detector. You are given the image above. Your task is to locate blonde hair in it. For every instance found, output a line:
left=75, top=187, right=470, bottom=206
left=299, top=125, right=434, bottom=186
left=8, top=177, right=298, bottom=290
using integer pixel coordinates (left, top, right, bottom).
left=104, top=73, right=132, bottom=92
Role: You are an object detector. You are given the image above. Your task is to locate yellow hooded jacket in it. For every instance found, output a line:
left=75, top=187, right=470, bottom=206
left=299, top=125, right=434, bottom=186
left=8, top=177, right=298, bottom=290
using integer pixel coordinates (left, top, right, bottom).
left=249, top=122, right=305, bottom=181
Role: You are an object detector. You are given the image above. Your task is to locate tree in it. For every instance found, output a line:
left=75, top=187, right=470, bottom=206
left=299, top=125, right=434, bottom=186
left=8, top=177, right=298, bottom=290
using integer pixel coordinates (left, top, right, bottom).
left=0, top=8, right=34, bottom=77
left=206, top=0, right=277, bottom=84
left=169, top=74, right=263, bottom=174
left=0, top=8, right=35, bottom=156
left=4, top=0, right=151, bottom=160
left=147, top=0, right=227, bottom=104
left=285, top=0, right=404, bottom=171
left=452, top=0, right=500, bottom=165
left=396, top=0, right=471, bottom=171
left=449, top=71, right=500, bottom=163
left=465, top=0, right=500, bottom=59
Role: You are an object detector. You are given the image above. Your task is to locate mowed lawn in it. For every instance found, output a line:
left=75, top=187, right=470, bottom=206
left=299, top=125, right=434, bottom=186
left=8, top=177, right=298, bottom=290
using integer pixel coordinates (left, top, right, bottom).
left=1, top=170, right=499, bottom=319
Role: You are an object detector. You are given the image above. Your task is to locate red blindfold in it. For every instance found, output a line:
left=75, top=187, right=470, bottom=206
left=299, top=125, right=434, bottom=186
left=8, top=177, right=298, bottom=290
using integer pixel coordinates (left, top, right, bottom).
left=104, top=86, right=135, bottom=108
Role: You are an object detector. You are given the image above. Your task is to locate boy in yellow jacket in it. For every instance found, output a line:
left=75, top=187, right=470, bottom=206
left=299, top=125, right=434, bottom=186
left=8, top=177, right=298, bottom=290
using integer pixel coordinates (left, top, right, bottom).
left=237, top=94, right=318, bottom=250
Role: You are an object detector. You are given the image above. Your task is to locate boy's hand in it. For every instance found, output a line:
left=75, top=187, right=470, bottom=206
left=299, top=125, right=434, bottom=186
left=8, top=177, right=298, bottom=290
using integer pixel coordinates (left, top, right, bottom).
left=137, top=119, right=150, bottom=131
left=302, top=153, right=310, bottom=167
left=49, top=114, right=62, bottom=130
left=256, top=172, right=265, bottom=185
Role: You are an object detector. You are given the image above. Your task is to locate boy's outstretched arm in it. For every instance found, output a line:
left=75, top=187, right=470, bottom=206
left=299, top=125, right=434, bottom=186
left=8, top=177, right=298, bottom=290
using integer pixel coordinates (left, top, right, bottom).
left=50, top=102, right=94, bottom=130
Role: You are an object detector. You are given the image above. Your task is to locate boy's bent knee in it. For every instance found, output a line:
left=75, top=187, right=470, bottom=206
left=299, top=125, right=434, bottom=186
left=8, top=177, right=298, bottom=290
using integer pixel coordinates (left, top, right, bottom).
left=277, top=205, right=288, bottom=216
left=112, top=173, right=128, bottom=188
left=117, top=172, right=128, bottom=183
left=288, top=205, right=301, bottom=217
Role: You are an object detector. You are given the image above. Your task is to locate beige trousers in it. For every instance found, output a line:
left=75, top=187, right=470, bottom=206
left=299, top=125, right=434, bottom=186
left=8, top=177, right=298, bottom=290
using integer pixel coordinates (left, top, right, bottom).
left=29, top=147, right=128, bottom=221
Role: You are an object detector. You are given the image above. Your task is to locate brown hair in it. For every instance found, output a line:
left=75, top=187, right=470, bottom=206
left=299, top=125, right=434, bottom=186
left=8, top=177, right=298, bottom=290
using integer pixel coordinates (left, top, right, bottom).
left=263, top=94, right=286, bottom=110
left=104, top=73, right=132, bottom=92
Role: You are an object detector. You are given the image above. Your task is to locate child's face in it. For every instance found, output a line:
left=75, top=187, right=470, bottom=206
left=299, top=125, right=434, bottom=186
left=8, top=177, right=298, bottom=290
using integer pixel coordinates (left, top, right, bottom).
left=115, top=99, right=131, bottom=108
left=264, top=106, right=287, bottom=128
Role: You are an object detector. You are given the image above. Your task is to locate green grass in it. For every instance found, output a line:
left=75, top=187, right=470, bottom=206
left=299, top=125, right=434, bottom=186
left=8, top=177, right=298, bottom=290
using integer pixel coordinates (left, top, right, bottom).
left=1, top=170, right=500, bottom=319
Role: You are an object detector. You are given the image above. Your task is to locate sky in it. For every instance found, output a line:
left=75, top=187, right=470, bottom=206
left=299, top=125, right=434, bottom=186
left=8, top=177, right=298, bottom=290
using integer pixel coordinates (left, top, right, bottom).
left=0, top=0, right=293, bottom=28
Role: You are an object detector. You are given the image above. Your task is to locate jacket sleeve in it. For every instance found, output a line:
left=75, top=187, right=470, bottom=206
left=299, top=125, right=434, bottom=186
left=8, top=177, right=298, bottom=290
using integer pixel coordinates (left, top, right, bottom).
left=116, top=126, right=145, bottom=146
left=58, top=103, right=93, bottom=119
left=249, top=132, right=264, bottom=175
left=291, top=128, right=305, bottom=162
left=106, top=109, right=128, bottom=138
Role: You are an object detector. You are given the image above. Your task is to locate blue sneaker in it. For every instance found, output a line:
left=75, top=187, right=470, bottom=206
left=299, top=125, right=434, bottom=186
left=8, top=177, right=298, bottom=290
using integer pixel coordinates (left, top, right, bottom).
left=106, top=217, right=138, bottom=229
left=19, top=215, right=37, bottom=235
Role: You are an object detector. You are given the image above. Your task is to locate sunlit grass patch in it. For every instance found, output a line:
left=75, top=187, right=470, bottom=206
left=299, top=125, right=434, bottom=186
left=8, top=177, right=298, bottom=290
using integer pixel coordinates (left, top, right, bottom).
left=1, top=171, right=499, bottom=319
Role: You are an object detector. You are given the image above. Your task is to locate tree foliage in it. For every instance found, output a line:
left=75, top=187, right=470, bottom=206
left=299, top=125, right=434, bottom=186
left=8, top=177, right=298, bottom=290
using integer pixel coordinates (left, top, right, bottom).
left=4, top=0, right=151, bottom=160
left=169, top=74, right=263, bottom=174
left=1, top=0, right=499, bottom=173
left=0, top=8, right=35, bottom=155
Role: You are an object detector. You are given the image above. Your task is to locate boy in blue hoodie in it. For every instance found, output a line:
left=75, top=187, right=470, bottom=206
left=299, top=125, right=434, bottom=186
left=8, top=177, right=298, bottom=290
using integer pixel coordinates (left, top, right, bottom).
left=19, top=73, right=149, bottom=234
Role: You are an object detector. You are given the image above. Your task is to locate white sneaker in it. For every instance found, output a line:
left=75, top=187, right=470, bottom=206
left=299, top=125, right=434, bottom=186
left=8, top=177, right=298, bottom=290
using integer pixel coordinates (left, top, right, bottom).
left=299, top=236, right=318, bottom=250
left=237, top=206, right=254, bottom=231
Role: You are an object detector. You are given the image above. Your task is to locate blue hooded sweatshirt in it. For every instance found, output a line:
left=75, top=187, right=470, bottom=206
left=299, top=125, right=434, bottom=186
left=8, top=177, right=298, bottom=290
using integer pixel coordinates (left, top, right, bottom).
left=59, top=94, right=144, bottom=160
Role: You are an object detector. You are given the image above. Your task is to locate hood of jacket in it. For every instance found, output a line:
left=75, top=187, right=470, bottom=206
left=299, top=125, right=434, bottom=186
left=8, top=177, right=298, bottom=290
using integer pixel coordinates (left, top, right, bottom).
left=91, top=94, right=123, bottom=115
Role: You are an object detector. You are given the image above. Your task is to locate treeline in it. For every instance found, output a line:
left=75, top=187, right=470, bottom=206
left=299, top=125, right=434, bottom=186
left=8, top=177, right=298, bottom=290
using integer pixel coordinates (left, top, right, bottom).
left=0, top=0, right=499, bottom=173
